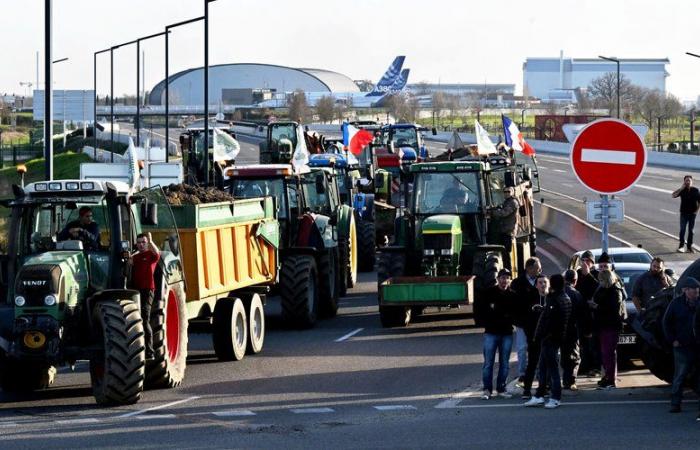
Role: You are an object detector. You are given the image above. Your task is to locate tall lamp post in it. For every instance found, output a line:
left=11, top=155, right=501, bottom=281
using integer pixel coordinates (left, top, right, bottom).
left=136, top=31, right=169, bottom=147
left=598, top=55, right=621, bottom=119
left=52, top=57, right=69, bottom=150
left=165, top=16, right=204, bottom=163
left=44, top=0, right=52, bottom=180
left=204, top=1, right=218, bottom=186
left=94, top=47, right=110, bottom=153
left=685, top=52, right=700, bottom=151
left=109, top=39, right=139, bottom=162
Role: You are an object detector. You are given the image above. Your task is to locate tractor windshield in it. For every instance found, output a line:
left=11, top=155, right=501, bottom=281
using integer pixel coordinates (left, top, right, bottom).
left=232, top=178, right=289, bottom=219
left=413, top=172, right=481, bottom=214
left=387, top=127, right=418, bottom=150
left=271, top=124, right=298, bottom=148
left=301, top=172, right=337, bottom=216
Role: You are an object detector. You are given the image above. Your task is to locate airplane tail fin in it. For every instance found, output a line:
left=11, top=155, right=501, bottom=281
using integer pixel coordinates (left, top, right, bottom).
left=389, top=69, right=410, bottom=91
left=376, top=55, right=405, bottom=88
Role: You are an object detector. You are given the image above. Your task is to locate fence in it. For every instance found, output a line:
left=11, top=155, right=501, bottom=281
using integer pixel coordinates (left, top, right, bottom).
left=0, top=144, right=43, bottom=168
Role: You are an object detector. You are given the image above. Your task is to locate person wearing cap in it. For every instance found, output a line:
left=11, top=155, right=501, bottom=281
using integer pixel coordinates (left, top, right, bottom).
left=575, top=250, right=600, bottom=375
left=489, top=187, right=521, bottom=262
left=474, top=268, right=517, bottom=400
left=523, top=274, right=572, bottom=409
left=590, top=269, right=626, bottom=389
left=511, top=257, right=542, bottom=387
left=663, top=276, right=700, bottom=415
left=671, top=175, right=700, bottom=253
left=562, top=269, right=592, bottom=391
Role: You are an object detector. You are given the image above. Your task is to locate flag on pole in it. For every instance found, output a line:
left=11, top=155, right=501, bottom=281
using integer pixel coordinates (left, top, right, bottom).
left=126, top=137, right=140, bottom=189
left=342, top=122, right=374, bottom=155
left=474, top=120, right=498, bottom=155
left=502, top=115, right=535, bottom=156
left=212, top=128, right=241, bottom=162
left=291, top=123, right=309, bottom=172
left=446, top=130, right=464, bottom=150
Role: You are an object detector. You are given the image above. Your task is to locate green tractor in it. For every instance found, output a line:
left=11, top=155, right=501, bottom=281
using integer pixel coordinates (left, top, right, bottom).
left=0, top=180, right=186, bottom=404
left=377, top=155, right=538, bottom=327
left=229, top=164, right=356, bottom=326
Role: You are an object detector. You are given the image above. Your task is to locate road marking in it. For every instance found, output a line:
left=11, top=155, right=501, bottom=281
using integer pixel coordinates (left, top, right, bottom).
left=335, top=328, right=364, bottom=342
left=442, top=399, right=668, bottom=409
left=55, top=418, right=101, bottom=425
left=116, top=396, right=200, bottom=419
left=581, top=148, right=636, bottom=165
left=373, top=405, right=417, bottom=411
left=538, top=158, right=569, bottom=165
left=561, top=183, right=573, bottom=188
left=538, top=165, right=548, bottom=169
left=290, top=408, right=335, bottom=414
left=636, top=184, right=672, bottom=194
left=552, top=169, right=566, bottom=173
left=0, top=422, right=17, bottom=428
left=212, top=410, right=257, bottom=417
left=661, top=209, right=676, bottom=215
left=435, top=388, right=483, bottom=409
left=136, top=414, right=176, bottom=420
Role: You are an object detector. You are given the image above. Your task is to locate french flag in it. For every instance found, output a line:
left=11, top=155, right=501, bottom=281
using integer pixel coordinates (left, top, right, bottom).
left=502, top=115, right=535, bottom=156
left=342, top=123, right=374, bottom=156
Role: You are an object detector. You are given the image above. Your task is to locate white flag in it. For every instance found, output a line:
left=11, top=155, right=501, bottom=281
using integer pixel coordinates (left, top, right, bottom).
left=291, top=124, right=309, bottom=173
left=474, top=120, right=497, bottom=155
left=446, top=130, right=464, bottom=150
left=213, top=128, right=241, bottom=162
left=126, top=137, right=140, bottom=189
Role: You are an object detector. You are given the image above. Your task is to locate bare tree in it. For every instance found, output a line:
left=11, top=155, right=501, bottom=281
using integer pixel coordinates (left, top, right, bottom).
left=316, top=95, right=335, bottom=123
left=287, top=90, right=311, bottom=123
left=587, top=72, right=634, bottom=114
left=431, top=91, right=446, bottom=126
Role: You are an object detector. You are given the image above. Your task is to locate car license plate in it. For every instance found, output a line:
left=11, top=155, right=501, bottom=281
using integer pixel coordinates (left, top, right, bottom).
left=618, top=334, right=636, bottom=345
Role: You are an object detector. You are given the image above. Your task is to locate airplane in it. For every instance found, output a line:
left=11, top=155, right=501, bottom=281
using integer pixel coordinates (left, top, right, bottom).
left=257, top=56, right=410, bottom=108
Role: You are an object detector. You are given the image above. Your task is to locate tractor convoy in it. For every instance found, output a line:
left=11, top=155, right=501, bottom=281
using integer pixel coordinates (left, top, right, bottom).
left=0, top=118, right=547, bottom=406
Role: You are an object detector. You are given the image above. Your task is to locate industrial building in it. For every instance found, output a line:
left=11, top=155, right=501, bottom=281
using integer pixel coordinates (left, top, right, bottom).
left=147, top=63, right=360, bottom=106
left=523, top=53, right=669, bottom=103
left=407, top=83, right=516, bottom=107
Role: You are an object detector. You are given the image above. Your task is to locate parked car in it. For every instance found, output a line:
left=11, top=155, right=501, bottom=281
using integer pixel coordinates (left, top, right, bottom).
left=568, top=247, right=653, bottom=271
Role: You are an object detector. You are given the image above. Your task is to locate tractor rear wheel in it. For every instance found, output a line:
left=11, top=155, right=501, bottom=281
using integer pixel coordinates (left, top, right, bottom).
left=338, top=237, right=350, bottom=297
left=0, top=352, right=56, bottom=392
left=377, top=251, right=411, bottom=328
left=318, top=249, right=340, bottom=318
left=146, top=280, right=188, bottom=389
left=90, top=298, right=145, bottom=405
left=357, top=220, right=376, bottom=272
left=280, top=255, right=319, bottom=328
left=346, top=215, right=358, bottom=288
left=212, top=297, right=248, bottom=361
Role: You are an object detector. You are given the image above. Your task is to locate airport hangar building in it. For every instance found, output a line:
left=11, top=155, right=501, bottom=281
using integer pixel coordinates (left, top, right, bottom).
left=147, top=63, right=360, bottom=106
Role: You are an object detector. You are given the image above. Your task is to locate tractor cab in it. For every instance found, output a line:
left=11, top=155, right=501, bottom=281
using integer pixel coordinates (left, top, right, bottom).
left=179, top=126, right=238, bottom=186
left=373, top=124, right=434, bottom=171
left=259, top=121, right=300, bottom=164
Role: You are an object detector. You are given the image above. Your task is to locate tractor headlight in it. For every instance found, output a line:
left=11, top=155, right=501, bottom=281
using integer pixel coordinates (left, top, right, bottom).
left=44, top=295, right=57, bottom=306
left=423, top=249, right=435, bottom=256
left=14, top=296, right=26, bottom=307
left=439, top=249, right=454, bottom=255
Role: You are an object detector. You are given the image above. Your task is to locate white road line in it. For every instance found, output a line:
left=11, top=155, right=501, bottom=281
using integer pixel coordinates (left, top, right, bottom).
left=0, top=422, right=17, bottom=428
left=537, top=165, right=548, bottom=169
left=212, top=410, right=257, bottom=417
left=636, top=184, right=672, bottom=194
left=290, top=408, right=335, bottom=414
left=538, top=158, right=569, bottom=165
left=661, top=209, right=676, bottom=215
left=552, top=169, right=566, bottom=173
left=136, top=414, right=176, bottom=420
left=335, top=328, right=364, bottom=342
left=116, top=396, right=200, bottom=419
left=435, top=388, right=483, bottom=409
left=535, top=246, right=559, bottom=268
left=373, top=405, right=417, bottom=411
left=561, top=183, right=573, bottom=188
left=55, top=418, right=101, bottom=425
left=581, top=148, right=636, bottom=165
left=443, top=399, right=668, bottom=409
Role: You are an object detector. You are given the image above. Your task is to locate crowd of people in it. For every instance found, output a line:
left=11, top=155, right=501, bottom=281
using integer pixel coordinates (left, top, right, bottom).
left=473, top=252, right=684, bottom=411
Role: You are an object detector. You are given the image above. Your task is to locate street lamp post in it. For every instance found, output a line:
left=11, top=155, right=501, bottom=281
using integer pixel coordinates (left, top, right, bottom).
left=94, top=47, right=110, bottom=155
left=599, top=55, right=621, bottom=119
left=44, top=0, right=52, bottom=180
left=165, top=16, right=205, bottom=164
left=685, top=52, right=700, bottom=152
left=52, top=57, right=69, bottom=150
left=136, top=31, right=169, bottom=147
left=204, top=1, right=219, bottom=187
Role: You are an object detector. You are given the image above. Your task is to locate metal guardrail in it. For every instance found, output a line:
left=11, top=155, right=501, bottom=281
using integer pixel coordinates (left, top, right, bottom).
left=0, top=145, right=44, bottom=168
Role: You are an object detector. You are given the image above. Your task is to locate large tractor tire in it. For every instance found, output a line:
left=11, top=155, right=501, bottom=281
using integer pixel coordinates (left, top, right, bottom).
left=377, top=251, right=411, bottom=328
left=212, top=297, right=248, bottom=361
left=242, top=293, right=265, bottom=355
left=318, top=248, right=340, bottom=318
left=90, top=298, right=145, bottom=406
left=345, top=215, right=358, bottom=289
left=146, top=280, right=188, bottom=389
left=280, top=255, right=319, bottom=328
left=338, top=237, right=350, bottom=297
left=357, top=220, right=376, bottom=272
left=0, top=352, right=56, bottom=392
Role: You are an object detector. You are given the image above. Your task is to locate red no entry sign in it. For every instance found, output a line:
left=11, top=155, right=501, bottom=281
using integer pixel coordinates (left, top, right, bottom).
left=570, top=119, right=647, bottom=194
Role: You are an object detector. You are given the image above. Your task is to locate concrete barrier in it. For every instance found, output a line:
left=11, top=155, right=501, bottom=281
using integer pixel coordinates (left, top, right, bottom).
left=534, top=201, right=631, bottom=255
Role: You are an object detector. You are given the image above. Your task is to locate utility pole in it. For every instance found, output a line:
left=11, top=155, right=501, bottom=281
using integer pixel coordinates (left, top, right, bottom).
left=44, top=0, right=53, bottom=180
left=599, top=55, right=621, bottom=119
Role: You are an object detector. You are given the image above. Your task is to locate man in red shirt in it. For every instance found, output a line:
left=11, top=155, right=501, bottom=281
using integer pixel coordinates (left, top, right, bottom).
left=130, top=232, right=160, bottom=358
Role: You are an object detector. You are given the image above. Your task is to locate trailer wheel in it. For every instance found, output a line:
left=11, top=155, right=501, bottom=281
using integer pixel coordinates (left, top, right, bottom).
left=280, top=254, right=319, bottom=328
left=0, top=352, right=56, bottom=392
left=212, top=297, right=248, bottom=361
left=90, top=298, right=145, bottom=405
left=319, top=248, right=339, bottom=318
left=377, top=251, right=410, bottom=328
left=357, top=220, right=376, bottom=272
left=146, top=280, right=188, bottom=389
left=243, top=293, right=265, bottom=355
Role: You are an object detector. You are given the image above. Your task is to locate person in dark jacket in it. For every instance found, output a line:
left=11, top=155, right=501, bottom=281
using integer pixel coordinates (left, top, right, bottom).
left=663, top=276, right=700, bottom=415
left=562, top=269, right=592, bottom=391
left=58, top=206, right=100, bottom=250
left=510, top=257, right=542, bottom=386
left=591, top=269, right=625, bottom=389
left=575, top=250, right=600, bottom=375
left=519, top=272, right=548, bottom=399
left=524, top=274, right=572, bottom=409
left=490, top=186, right=520, bottom=256
left=475, top=268, right=516, bottom=399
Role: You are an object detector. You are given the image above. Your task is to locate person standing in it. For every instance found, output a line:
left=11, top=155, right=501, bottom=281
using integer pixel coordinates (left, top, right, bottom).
left=510, top=257, right=542, bottom=387
left=474, top=269, right=516, bottom=399
left=591, top=269, right=625, bottom=389
left=519, top=273, right=549, bottom=399
left=562, top=269, right=592, bottom=391
left=672, top=175, right=700, bottom=253
left=576, top=250, right=600, bottom=375
left=130, top=232, right=161, bottom=359
left=631, top=257, right=672, bottom=315
left=662, top=277, right=700, bottom=415
left=489, top=186, right=521, bottom=263
left=524, top=274, right=572, bottom=409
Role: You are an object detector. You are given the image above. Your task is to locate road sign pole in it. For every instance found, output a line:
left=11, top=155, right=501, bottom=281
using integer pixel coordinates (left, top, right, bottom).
left=601, top=194, right=609, bottom=254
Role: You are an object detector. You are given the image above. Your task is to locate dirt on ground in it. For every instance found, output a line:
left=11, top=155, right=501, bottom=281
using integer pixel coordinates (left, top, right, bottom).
left=164, top=183, right=236, bottom=205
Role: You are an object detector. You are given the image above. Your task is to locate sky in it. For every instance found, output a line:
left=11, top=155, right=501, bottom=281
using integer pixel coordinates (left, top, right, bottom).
left=1, top=0, right=699, bottom=101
